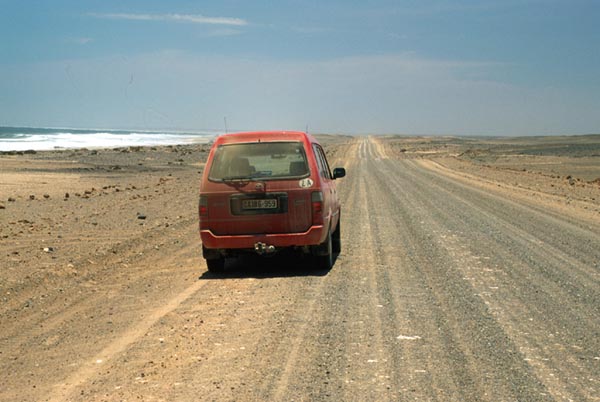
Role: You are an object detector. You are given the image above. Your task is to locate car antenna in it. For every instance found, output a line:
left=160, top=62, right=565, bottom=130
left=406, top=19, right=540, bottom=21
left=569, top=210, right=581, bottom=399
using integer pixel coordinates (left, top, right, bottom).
left=306, top=124, right=309, bottom=134
left=224, top=116, right=228, bottom=134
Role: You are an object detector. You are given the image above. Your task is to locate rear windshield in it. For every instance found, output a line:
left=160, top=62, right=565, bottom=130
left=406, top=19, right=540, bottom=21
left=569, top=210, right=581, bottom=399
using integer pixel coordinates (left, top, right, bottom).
left=208, top=141, right=309, bottom=181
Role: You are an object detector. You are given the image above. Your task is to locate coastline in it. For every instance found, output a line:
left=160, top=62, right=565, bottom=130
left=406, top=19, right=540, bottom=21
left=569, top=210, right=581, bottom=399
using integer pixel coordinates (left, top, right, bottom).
left=0, top=126, right=216, bottom=152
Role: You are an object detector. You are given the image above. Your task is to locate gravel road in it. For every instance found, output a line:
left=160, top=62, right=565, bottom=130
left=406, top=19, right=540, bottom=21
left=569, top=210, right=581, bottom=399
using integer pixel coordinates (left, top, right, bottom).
left=1, top=137, right=598, bottom=401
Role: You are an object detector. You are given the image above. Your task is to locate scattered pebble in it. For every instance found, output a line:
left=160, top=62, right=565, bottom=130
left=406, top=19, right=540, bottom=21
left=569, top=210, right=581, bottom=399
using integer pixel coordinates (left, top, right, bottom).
left=137, top=213, right=147, bottom=220
left=43, top=247, right=55, bottom=253
left=397, top=335, right=422, bottom=340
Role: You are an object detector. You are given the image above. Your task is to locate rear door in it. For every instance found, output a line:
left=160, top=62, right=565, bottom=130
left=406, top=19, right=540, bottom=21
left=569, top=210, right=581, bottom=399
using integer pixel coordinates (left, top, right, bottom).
left=203, top=141, right=314, bottom=236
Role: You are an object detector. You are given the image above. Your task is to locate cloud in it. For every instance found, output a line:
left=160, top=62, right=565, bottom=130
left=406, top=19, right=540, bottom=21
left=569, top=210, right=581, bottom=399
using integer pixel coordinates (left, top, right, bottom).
left=89, top=13, right=248, bottom=26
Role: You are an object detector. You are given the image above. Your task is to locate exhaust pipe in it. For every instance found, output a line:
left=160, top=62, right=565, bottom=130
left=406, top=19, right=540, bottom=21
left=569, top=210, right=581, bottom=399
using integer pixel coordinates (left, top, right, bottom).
left=254, top=242, right=276, bottom=255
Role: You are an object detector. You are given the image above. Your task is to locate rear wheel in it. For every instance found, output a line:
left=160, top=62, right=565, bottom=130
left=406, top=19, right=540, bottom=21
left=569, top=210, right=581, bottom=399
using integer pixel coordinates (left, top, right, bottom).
left=332, top=218, right=341, bottom=254
left=205, top=257, right=225, bottom=273
left=203, top=246, right=225, bottom=273
left=315, top=230, right=333, bottom=270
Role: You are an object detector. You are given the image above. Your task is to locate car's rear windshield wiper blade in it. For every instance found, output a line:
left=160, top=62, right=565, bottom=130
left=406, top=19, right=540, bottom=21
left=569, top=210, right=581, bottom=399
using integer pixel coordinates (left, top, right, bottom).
left=220, top=175, right=254, bottom=182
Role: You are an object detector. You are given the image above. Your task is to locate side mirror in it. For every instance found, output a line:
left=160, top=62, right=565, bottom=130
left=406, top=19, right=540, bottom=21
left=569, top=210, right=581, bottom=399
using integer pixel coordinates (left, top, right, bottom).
left=332, top=167, right=346, bottom=179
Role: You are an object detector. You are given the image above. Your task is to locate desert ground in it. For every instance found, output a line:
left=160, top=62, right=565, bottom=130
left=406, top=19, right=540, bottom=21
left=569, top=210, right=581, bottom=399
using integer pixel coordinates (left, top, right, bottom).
left=1, top=134, right=599, bottom=401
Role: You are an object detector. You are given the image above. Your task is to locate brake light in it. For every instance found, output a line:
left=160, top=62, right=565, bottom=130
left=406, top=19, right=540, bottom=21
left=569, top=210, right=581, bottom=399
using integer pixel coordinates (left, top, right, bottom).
left=199, top=196, right=208, bottom=217
left=311, top=191, right=323, bottom=224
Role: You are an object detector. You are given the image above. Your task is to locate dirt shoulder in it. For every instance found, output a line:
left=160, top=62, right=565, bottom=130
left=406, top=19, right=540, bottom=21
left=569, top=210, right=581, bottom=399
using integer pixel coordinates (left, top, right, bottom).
left=1, top=144, right=209, bottom=302
left=379, top=134, right=600, bottom=218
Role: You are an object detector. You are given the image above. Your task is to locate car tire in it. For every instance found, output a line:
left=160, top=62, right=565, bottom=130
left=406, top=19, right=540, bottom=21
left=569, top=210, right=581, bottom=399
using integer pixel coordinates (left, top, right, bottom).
left=332, top=218, right=341, bottom=254
left=206, top=257, right=225, bottom=273
left=316, top=230, right=333, bottom=270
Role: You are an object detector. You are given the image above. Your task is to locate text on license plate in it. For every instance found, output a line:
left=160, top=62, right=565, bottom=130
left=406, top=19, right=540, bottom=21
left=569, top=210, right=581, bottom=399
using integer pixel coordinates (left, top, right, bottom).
left=242, top=199, right=278, bottom=209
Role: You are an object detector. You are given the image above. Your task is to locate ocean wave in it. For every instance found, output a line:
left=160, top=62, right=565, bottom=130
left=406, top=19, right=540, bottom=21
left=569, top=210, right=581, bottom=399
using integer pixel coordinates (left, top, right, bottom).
left=0, top=127, right=216, bottom=151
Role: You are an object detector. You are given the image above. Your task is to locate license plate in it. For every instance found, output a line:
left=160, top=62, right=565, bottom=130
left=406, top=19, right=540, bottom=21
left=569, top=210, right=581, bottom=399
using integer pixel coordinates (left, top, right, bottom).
left=242, top=199, right=278, bottom=209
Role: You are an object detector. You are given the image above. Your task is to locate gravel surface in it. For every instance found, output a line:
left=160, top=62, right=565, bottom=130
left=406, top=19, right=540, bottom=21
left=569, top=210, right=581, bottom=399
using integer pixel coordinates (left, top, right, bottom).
left=1, top=136, right=598, bottom=401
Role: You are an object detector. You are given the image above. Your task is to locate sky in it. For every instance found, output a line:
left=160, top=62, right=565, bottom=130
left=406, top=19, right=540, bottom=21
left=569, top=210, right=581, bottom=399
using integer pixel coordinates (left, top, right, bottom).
left=1, top=0, right=599, bottom=136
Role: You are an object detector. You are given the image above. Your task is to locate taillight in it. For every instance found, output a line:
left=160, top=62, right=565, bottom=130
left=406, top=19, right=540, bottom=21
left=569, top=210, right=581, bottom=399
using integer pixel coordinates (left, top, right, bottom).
left=199, top=195, right=208, bottom=217
left=311, top=191, right=323, bottom=224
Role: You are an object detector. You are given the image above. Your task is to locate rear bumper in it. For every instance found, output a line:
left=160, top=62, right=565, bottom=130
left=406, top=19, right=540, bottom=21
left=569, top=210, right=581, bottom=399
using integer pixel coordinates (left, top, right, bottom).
left=200, top=225, right=326, bottom=250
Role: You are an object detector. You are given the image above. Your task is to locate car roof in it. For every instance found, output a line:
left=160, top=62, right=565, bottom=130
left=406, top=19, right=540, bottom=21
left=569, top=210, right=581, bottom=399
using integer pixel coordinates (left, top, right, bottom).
left=214, top=131, right=318, bottom=145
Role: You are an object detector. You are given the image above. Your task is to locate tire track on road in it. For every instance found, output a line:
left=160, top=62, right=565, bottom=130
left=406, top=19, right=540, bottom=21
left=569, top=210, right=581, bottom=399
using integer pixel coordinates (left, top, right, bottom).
left=368, top=142, right=599, bottom=401
left=404, top=160, right=600, bottom=401
left=269, top=137, right=396, bottom=400
left=365, top=137, right=552, bottom=400
left=48, top=275, right=209, bottom=402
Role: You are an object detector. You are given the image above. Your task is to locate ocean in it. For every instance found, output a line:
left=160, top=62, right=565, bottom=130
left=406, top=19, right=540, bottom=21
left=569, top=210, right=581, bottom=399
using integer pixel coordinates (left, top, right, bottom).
left=0, top=126, right=217, bottom=152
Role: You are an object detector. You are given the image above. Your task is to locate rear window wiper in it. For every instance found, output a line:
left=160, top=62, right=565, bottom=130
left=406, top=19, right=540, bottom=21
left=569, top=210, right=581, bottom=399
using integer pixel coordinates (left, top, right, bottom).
left=219, top=176, right=252, bottom=182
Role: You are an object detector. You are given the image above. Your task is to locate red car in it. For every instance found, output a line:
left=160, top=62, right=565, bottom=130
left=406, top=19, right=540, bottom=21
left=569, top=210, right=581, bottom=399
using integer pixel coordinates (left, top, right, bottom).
left=199, top=131, right=346, bottom=272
